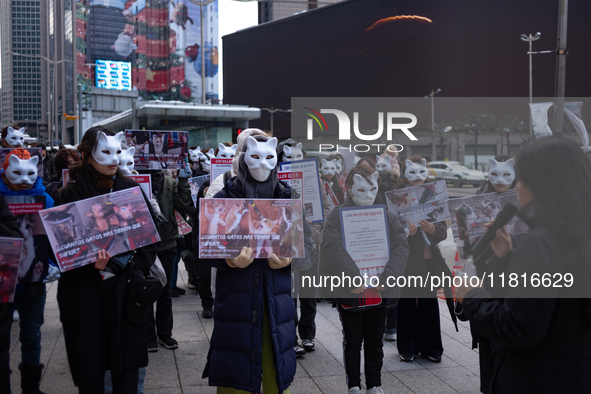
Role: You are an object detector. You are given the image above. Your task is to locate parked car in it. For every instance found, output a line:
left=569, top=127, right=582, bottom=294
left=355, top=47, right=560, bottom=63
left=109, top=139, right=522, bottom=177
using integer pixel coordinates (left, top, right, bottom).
left=427, top=160, right=487, bottom=187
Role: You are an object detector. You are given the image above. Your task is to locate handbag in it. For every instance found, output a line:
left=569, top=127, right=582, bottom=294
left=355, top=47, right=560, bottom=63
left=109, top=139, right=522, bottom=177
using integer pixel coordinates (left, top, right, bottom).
left=127, top=262, right=164, bottom=325
left=149, top=256, right=167, bottom=288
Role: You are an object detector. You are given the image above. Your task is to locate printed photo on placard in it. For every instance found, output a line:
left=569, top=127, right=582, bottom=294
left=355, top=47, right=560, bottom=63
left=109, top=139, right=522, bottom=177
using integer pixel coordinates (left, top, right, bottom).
left=385, top=180, right=450, bottom=228
left=125, top=130, right=188, bottom=170
left=4, top=195, right=49, bottom=283
left=40, top=187, right=160, bottom=272
left=0, top=237, right=23, bottom=303
left=498, top=190, right=530, bottom=236
left=129, top=174, right=152, bottom=199
left=199, top=198, right=304, bottom=259
left=0, top=148, right=43, bottom=178
left=175, top=210, right=192, bottom=237
left=447, top=192, right=502, bottom=242
left=189, top=175, right=209, bottom=206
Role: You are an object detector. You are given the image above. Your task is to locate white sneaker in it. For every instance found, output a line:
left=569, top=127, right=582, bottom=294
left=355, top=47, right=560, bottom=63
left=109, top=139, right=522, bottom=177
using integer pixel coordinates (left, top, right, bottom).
left=366, top=387, right=384, bottom=394
left=347, top=387, right=362, bottom=394
left=384, top=332, right=396, bottom=341
left=13, top=310, right=19, bottom=322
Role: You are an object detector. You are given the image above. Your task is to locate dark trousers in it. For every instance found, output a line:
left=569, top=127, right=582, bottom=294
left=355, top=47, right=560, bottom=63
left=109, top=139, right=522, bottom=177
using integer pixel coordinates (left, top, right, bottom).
left=197, top=276, right=213, bottom=309
left=337, top=305, right=387, bottom=389
left=386, top=307, right=397, bottom=330
left=0, top=304, right=12, bottom=394
left=396, top=295, right=443, bottom=357
left=149, top=247, right=176, bottom=342
left=294, top=298, right=317, bottom=342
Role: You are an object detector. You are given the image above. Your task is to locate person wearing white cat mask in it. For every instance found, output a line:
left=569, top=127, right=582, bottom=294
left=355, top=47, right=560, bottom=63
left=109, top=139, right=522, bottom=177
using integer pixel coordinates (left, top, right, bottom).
left=477, top=155, right=516, bottom=194
left=375, top=154, right=398, bottom=206
left=321, top=165, right=409, bottom=394
left=216, top=143, right=238, bottom=158
left=395, top=155, right=454, bottom=364
left=2, top=126, right=26, bottom=147
left=117, top=147, right=137, bottom=175
left=204, top=134, right=314, bottom=394
left=320, top=158, right=344, bottom=205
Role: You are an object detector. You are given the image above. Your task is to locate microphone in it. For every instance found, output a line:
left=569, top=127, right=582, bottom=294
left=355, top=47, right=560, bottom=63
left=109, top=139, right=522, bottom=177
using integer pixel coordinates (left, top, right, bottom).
left=471, top=202, right=519, bottom=260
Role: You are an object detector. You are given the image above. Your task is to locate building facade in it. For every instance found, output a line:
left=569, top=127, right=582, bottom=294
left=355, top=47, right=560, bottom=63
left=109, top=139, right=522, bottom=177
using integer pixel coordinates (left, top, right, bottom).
left=258, top=0, right=344, bottom=23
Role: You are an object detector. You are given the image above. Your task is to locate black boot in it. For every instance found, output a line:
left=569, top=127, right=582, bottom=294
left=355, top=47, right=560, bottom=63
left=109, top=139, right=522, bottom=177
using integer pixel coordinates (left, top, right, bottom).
left=18, top=364, right=45, bottom=394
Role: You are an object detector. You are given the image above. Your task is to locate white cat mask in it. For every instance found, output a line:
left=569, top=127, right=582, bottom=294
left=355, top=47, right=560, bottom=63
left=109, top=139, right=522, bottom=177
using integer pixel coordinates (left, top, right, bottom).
left=335, top=158, right=343, bottom=174
left=376, top=155, right=392, bottom=172
left=282, top=143, right=303, bottom=161
left=189, top=147, right=201, bottom=163
left=217, top=144, right=237, bottom=158
left=404, top=159, right=428, bottom=182
left=92, top=131, right=124, bottom=166
left=5, top=155, right=38, bottom=185
left=488, top=158, right=515, bottom=186
left=350, top=172, right=379, bottom=206
left=198, top=150, right=212, bottom=173
left=244, top=136, right=278, bottom=182
left=320, top=159, right=337, bottom=177
left=117, top=147, right=135, bottom=175
left=5, top=127, right=25, bottom=147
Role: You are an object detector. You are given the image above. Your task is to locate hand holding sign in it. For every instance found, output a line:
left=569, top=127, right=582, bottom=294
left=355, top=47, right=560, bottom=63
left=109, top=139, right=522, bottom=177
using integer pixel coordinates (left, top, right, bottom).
left=226, top=247, right=254, bottom=269
left=95, top=249, right=111, bottom=270
left=268, top=254, right=291, bottom=269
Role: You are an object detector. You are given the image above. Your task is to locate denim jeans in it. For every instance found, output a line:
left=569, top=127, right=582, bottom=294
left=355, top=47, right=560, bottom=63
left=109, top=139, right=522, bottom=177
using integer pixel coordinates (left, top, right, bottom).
left=15, top=287, right=46, bottom=365
left=104, top=367, right=145, bottom=394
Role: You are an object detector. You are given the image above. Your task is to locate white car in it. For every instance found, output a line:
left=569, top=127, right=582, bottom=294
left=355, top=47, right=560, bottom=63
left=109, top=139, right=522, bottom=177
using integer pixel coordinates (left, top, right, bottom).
left=427, top=161, right=487, bottom=187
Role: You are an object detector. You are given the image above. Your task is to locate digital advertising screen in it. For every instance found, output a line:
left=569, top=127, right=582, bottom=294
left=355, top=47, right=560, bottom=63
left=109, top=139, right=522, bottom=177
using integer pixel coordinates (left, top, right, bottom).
left=95, top=59, right=132, bottom=91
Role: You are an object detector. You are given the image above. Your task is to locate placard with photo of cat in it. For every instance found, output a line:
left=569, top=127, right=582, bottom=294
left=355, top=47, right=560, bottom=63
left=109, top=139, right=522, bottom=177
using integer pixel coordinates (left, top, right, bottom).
left=0, top=237, right=24, bottom=303
left=198, top=198, right=305, bottom=259
left=125, top=130, right=188, bottom=170
left=447, top=192, right=502, bottom=242
left=385, top=180, right=451, bottom=228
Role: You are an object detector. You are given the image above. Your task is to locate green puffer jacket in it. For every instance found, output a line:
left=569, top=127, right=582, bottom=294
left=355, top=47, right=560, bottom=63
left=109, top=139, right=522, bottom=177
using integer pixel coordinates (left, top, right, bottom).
left=154, top=174, right=192, bottom=251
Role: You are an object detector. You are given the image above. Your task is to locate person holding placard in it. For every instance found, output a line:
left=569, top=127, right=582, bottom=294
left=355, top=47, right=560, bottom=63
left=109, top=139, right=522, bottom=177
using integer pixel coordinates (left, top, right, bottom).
left=395, top=155, right=450, bottom=363
left=54, top=127, right=160, bottom=394
left=0, top=149, right=60, bottom=394
left=321, top=165, right=409, bottom=394
left=320, top=156, right=345, bottom=207
left=203, top=134, right=313, bottom=394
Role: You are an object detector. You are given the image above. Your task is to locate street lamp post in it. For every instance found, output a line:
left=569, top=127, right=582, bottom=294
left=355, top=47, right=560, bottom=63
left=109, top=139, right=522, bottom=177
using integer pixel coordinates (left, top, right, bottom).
left=188, top=0, right=217, bottom=105
left=520, top=32, right=541, bottom=138
left=260, top=107, right=292, bottom=133
left=425, top=89, right=441, bottom=160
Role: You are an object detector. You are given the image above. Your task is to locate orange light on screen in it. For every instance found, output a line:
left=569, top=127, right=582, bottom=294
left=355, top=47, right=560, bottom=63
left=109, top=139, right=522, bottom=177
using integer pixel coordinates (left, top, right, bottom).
left=366, top=15, right=433, bottom=31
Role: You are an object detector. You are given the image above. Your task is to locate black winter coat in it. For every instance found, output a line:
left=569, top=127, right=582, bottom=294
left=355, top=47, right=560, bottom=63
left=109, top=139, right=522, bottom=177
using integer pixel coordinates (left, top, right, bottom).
left=463, top=225, right=591, bottom=393
left=203, top=178, right=311, bottom=393
left=54, top=174, right=158, bottom=388
left=0, top=195, right=20, bottom=238
left=320, top=196, right=409, bottom=308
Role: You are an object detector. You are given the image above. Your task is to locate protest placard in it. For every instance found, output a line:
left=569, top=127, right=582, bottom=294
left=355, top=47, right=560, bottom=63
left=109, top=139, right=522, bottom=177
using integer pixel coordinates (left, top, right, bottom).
left=210, top=158, right=233, bottom=183
left=5, top=195, right=49, bottom=283
left=189, top=175, right=209, bottom=206
left=0, top=237, right=23, bottom=303
left=498, top=190, right=530, bottom=236
left=0, top=148, right=43, bottom=178
left=40, top=187, right=160, bottom=272
left=175, top=210, right=192, bottom=237
left=279, top=159, right=325, bottom=223
left=125, top=130, right=188, bottom=170
left=278, top=171, right=303, bottom=199
left=199, top=198, right=304, bottom=259
left=385, top=180, right=450, bottom=228
left=447, top=192, right=502, bottom=242
left=129, top=174, right=152, bottom=199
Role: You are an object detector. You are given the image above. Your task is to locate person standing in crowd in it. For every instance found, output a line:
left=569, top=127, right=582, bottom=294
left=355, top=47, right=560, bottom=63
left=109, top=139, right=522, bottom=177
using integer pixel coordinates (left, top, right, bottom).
left=1, top=126, right=26, bottom=148
left=379, top=145, right=401, bottom=179
left=321, top=165, right=408, bottom=394
left=396, top=155, right=452, bottom=363
left=0, top=149, right=60, bottom=394
left=203, top=134, right=312, bottom=393
left=54, top=148, right=81, bottom=184
left=456, top=136, right=591, bottom=393
left=39, top=144, right=57, bottom=182
left=139, top=161, right=191, bottom=352
left=277, top=138, right=330, bottom=357
left=54, top=127, right=159, bottom=393
left=320, top=156, right=345, bottom=206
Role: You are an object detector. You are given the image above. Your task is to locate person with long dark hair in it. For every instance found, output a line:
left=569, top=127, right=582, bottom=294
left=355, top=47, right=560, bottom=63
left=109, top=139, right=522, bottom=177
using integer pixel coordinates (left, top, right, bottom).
left=54, top=126, right=158, bottom=393
left=456, top=136, right=591, bottom=393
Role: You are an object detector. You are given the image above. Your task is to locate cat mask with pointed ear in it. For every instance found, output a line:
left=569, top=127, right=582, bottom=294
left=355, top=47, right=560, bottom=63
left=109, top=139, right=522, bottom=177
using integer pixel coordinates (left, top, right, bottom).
left=117, top=147, right=135, bottom=175
left=217, top=143, right=237, bottom=158
left=488, top=158, right=515, bottom=186
left=376, top=155, right=392, bottom=173
left=335, top=158, right=343, bottom=174
left=320, top=159, right=337, bottom=177
left=5, top=155, right=39, bottom=185
left=350, top=171, right=379, bottom=206
left=244, top=136, right=278, bottom=182
left=189, top=147, right=201, bottom=163
left=5, top=127, right=25, bottom=147
left=92, top=131, right=124, bottom=166
left=282, top=142, right=303, bottom=162
left=198, top=150, right=212, bottom=173
left=204, top=148, right=215, bottom=160
left=404, top=159, right=428, bottom=182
